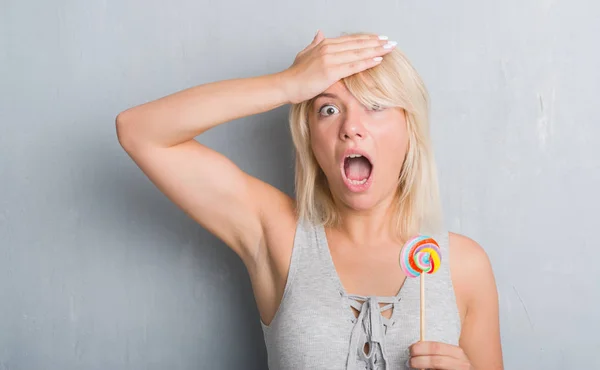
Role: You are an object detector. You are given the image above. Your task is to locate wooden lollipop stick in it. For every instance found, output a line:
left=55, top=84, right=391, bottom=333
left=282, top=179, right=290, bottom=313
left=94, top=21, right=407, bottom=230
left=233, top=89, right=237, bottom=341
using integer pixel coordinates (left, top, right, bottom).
left=420, top=273, right=425, bottom=370
left=420, top=273, right=425, bottom=341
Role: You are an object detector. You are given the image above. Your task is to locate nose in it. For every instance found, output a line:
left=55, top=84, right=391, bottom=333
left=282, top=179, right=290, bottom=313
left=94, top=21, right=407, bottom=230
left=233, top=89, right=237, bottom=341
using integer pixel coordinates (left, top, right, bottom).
left=339, top=109, right=367, bottom=141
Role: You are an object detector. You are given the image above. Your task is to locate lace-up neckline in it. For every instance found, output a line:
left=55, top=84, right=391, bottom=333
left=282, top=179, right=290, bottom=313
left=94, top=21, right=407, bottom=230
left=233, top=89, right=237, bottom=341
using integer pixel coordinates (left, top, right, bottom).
left=316, top=225, right=414, bottom=369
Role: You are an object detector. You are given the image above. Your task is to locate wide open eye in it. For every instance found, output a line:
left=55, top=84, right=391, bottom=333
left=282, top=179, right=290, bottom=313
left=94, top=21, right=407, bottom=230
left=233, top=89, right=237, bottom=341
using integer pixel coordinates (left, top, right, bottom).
left=318, top=104, right=340, bottom=117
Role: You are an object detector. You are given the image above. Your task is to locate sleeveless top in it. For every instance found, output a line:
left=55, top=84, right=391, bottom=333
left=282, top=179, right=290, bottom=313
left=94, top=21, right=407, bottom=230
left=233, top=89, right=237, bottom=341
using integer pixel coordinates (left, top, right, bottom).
left=260, top=221, right=461, bottom=369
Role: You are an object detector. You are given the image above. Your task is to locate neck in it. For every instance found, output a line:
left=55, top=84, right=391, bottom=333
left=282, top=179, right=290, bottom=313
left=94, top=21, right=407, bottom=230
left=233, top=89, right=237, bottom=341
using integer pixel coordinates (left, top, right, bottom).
left=332, top=195, right=400, bottom=247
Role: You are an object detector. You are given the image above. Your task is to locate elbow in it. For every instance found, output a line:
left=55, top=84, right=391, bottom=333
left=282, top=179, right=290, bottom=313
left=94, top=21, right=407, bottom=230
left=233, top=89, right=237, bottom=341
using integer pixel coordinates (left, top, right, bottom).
left=115, top=109, right=138, bottom=152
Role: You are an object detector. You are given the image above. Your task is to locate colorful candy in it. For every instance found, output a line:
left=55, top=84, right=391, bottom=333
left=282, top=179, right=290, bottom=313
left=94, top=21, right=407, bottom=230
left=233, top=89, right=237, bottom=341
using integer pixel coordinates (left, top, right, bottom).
left=400, top=235, right=441, bottom=277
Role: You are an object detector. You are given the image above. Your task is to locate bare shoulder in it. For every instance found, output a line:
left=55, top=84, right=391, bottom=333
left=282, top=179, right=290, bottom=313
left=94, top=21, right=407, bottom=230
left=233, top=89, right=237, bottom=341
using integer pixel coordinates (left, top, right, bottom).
left=448, top=232, right=496, bottom=310
left=448, top=232, right=493, bottom=279
left=448, top=232, right=504, bottom=369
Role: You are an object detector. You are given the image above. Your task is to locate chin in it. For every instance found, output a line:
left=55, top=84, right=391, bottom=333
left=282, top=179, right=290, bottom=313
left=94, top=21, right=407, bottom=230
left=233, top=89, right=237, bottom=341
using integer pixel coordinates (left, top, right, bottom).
left=344, top=199, right=379, bottom=212
left=335, top=188, right=382, bottom=212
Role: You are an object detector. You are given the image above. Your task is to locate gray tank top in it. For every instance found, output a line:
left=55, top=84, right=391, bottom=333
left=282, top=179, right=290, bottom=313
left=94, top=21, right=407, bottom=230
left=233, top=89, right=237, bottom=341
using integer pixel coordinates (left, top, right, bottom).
left=260, top=221, right=461, bottom=369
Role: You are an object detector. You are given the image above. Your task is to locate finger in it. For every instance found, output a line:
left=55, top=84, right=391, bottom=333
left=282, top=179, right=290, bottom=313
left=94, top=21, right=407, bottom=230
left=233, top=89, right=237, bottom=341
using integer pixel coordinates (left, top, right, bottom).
left=314, top=29, right=325, bottom=44
left=333, top=56, right=385, bottom=80
left=325, top=33, right=387, bottom=44
left=409, top=355, right=469, bottom=370
left=302, top=30, right=324, bottom=52
left=325, top=42, right=395, bottom=65
left=321, top=38, right=393, bottom=54
left=410, top=341, right=466, bottom=359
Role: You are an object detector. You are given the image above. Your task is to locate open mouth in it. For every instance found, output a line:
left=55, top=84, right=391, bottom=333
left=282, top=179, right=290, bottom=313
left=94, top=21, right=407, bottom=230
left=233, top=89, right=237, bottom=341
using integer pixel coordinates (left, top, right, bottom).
left=342, top=152, right=373, bottom=189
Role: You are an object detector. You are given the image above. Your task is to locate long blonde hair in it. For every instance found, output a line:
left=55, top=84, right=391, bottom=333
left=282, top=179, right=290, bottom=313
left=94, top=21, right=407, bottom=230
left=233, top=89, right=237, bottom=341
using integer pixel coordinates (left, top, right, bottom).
left=289, top=39, right=443, bottom=239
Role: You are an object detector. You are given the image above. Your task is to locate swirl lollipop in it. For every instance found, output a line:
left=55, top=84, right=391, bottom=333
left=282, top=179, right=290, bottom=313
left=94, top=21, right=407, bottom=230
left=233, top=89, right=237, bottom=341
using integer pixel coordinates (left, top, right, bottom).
left=400, top=235, right=441, bottom=277
left=399, top=235, right=441, bottom=345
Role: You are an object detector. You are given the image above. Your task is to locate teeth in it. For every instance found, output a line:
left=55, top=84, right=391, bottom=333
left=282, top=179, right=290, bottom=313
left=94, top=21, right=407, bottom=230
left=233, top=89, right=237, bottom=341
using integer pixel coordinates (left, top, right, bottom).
left=347, top=154, right=363, bottom=158
left=349, top=178, right=368, bottom=185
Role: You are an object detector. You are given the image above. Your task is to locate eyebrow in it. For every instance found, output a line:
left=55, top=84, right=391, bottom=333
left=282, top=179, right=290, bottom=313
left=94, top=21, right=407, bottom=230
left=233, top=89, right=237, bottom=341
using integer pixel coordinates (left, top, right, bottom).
left=313, top=92, right=339, bottom=101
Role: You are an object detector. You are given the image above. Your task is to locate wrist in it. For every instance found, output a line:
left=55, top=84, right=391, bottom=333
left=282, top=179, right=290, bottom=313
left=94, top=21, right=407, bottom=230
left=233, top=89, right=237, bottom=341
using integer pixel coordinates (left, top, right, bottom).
left=270, top=70, right=295, bottom=105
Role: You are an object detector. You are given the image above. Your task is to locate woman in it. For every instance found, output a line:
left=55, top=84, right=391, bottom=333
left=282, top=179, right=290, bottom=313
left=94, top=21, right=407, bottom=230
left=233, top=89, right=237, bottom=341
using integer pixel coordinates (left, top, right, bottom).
left=116, top=30, right=503, bottom=369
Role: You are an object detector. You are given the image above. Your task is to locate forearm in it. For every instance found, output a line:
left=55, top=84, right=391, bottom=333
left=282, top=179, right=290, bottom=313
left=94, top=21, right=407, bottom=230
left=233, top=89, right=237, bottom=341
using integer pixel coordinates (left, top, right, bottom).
left=116, top=72, right=290, bottom=148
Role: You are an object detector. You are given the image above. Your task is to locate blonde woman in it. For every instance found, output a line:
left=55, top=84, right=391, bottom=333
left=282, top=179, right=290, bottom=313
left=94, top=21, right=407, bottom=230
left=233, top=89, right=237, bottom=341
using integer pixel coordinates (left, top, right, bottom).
left=116, top=31, right=503, bottom=370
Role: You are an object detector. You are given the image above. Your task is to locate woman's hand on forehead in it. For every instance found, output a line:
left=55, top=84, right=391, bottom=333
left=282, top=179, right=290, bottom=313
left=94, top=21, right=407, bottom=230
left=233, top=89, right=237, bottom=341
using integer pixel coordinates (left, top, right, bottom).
left=278, top=31, right=397, bottom=104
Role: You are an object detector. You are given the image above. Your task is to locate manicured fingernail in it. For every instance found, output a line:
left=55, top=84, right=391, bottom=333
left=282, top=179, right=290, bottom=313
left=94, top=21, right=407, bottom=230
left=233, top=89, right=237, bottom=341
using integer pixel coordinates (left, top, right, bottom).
left=378, top=35, right=388, bottom=40
left=405, top=358, right=411, bottom=368
left=373, top=57, right=383, bottom=62
left=383, top=41, right=398, bottom=49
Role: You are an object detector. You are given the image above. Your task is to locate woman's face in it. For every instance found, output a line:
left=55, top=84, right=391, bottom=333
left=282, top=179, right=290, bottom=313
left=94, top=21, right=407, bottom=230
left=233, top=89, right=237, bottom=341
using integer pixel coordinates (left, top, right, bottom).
left=308, top=81, right=409, bottom=212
